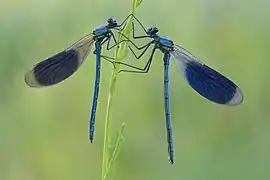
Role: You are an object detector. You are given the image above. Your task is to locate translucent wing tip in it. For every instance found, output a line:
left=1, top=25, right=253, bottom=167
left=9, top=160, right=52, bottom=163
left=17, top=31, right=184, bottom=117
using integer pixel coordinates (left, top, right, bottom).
left=225, top=86, right=244, bottom=105
left=24, top=67, right=44, bottom=88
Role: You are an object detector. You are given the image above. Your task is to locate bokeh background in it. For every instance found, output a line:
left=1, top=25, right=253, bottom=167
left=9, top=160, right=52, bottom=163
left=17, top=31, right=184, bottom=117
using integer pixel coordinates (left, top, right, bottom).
left=1, top=0, right=270, bottom=180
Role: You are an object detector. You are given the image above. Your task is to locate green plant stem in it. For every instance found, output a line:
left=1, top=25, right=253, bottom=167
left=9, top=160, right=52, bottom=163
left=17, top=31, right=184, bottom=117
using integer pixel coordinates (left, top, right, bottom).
left=101, top=0, right=143, bottom=180
left=101, top=71, right=117, bottom=180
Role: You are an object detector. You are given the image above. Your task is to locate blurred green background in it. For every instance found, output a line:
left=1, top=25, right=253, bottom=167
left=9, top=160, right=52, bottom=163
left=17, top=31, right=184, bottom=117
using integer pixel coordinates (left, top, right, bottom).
left=1, top=0, right=270, bottom=179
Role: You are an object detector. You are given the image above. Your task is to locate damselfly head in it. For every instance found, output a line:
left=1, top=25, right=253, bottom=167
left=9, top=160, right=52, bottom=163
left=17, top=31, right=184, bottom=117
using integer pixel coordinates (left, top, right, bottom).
left=107, top=17, right=117, bottom=27
left=147, top=26, right=159, bottom=36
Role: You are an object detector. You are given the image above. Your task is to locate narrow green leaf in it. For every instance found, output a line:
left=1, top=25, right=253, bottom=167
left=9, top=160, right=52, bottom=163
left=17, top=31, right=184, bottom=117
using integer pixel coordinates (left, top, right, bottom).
left=103, top=123, right=125, bottom=180
left=136, top=0, right=143, bottom=7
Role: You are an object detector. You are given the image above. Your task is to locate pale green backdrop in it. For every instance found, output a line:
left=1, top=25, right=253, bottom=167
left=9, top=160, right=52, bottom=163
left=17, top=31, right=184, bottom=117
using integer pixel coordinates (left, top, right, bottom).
left=1, top=0, right=269, bottom=180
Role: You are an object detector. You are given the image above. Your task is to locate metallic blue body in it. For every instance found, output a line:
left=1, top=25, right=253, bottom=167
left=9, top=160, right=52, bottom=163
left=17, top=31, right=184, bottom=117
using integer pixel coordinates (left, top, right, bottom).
left=163, top=53, right=174, bottom=164
left=93, top=26, right=110, bottom=40
left=154, top=36, right=174, bottom=53
left=158, top=36, right=173, bottom=47
left=89, top=42, right=102, bottom=142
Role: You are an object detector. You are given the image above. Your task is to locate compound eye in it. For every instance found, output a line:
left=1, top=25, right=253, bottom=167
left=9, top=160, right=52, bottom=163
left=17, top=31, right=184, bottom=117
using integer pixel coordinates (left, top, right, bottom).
left=153, top=26, right=159, bottom=33
left=107, top=17, right=113, bottom=23
left=147, top=27, right=153, bottom=34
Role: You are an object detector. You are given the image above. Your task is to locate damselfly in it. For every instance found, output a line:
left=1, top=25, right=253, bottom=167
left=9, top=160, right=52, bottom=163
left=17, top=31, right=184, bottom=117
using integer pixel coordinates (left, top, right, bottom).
left=24, top=15, right=133, bottom=143
left=118, top=15, right=244, bottom=164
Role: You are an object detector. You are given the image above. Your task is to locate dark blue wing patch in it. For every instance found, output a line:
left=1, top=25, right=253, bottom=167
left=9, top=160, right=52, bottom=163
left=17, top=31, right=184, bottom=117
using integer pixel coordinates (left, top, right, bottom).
left=25, top=33, right=94, bottom=87
left=184, top=61, right=243, bottom=105
left=25, top=49, right=79, bottom=87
